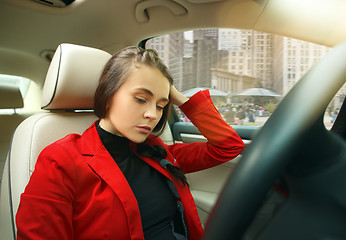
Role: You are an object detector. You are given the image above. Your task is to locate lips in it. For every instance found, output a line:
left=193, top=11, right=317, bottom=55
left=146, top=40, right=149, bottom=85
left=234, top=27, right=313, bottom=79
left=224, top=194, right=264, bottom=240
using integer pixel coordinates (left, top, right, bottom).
left=136, top=126, right=151, bottom=134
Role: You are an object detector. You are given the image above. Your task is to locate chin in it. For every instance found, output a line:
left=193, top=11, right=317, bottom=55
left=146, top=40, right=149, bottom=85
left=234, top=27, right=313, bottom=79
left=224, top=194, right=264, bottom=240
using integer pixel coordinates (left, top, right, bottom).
left=128, top=135, right=148, bottom=144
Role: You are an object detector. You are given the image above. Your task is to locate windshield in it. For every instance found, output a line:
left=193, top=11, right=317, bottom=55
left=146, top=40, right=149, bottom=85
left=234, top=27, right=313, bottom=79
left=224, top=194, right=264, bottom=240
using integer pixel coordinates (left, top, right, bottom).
left=145, top=28, right=346, bottom=129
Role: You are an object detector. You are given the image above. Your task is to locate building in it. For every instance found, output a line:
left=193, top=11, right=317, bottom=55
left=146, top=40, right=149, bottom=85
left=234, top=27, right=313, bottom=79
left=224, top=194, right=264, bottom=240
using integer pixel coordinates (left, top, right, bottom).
left=146, top=35, right=170, bottom=65
left=218, top=29, right=273, bottom=91
left=274, top=36, right=330, bottom=95
left=211, top=69, right=255, bottom=93
left=147, top=29, right=345, bottom=109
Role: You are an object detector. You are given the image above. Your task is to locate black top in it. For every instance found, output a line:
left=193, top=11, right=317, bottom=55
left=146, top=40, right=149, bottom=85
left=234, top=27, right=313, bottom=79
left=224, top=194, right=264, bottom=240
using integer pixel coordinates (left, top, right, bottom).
left=96, top=123, right=178, bottom=240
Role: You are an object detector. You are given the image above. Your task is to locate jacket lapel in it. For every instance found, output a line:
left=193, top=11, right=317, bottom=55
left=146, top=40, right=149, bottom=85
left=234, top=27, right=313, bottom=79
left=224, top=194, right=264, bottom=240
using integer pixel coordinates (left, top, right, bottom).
left=80, top=122, right=173, bottom=195
left=80, top=122, right=132, bottom=195
left=80, top=122, right=143, bottom=235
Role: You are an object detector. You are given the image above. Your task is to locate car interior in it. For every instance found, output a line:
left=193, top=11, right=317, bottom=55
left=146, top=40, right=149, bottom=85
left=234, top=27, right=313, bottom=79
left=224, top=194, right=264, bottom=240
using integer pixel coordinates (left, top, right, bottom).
left=0, top=0, right=345, bottom=239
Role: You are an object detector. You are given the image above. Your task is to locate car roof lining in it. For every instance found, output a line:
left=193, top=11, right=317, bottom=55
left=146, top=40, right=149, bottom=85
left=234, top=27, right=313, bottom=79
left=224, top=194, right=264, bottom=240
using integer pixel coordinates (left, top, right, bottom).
left=1, top=0, right=346, bottom=86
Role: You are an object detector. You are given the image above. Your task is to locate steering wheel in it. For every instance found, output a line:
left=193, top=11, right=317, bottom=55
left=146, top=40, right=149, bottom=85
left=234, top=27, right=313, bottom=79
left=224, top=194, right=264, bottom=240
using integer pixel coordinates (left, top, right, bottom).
left=203, top=42, right=346, bottom=239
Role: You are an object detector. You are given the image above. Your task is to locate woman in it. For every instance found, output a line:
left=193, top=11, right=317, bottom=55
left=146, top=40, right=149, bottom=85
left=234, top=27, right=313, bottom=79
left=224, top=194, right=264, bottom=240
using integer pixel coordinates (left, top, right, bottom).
left=16, top=47, right=244, bottom=240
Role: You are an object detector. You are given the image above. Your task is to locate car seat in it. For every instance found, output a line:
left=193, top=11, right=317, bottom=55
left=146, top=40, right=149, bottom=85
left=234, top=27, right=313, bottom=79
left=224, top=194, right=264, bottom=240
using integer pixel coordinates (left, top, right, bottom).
left=0, top=83, right=26, bottom=187
left=0, top=43, right=174, bottom=239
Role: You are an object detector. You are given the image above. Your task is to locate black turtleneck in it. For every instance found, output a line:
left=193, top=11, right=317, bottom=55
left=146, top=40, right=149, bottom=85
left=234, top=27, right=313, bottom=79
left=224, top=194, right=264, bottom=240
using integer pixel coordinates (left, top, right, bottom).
left=96, top=123, right=178, bottom=240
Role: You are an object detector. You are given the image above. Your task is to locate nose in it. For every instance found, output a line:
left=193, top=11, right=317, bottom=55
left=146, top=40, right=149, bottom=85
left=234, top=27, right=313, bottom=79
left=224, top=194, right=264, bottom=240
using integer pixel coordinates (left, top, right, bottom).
left=143, top=104, right=158, bottom=120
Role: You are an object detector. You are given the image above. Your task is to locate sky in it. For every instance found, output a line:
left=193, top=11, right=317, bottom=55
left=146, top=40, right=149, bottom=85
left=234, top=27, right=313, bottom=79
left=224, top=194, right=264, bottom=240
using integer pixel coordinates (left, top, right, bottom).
left=184, top=31, right=193, bottom=42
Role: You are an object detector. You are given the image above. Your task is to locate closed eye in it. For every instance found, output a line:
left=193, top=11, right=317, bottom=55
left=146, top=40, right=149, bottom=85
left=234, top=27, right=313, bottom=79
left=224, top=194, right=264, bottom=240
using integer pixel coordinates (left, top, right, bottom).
left=157, top=105, right=165, bottom=110
left=135, top=97, right=146, bottom=103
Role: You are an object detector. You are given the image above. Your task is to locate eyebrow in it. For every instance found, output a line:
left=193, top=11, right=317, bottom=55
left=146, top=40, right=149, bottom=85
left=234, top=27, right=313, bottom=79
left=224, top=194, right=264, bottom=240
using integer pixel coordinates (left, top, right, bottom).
left=135, top=87, right=169, bottom=102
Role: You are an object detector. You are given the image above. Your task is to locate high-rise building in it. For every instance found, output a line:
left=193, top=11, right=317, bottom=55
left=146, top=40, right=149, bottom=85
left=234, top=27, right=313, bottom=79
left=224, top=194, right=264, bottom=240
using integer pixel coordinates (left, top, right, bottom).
left=146, top=33, right=185, bottom=91
left=218, top=29, right=273, bottom=90
left=168, top=32, right=185, bottom=91
left=276, top=36, right=330, bottom=95
left=147, top=29, right=345, bottom=107
left=192, top=29, right=229, bottom=90
left=146, top=35, right=170, bottom=65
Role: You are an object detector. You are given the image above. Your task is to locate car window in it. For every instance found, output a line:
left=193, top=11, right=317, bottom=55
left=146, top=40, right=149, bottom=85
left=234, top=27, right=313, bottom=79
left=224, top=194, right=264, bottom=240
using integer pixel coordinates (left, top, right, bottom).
left=145, top=28, right=346, bottom=129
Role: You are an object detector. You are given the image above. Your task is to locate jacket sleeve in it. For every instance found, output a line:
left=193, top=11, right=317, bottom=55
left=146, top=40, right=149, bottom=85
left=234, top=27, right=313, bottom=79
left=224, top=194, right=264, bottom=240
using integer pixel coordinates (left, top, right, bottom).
left=166, top=90, right=244, bottom=173
left=16, top=142, right=76, bottom=240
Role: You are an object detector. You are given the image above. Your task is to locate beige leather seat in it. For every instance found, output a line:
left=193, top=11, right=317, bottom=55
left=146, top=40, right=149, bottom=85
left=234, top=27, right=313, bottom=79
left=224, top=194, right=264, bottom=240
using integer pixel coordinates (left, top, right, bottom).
left=0, top=43, right=174, bottom=239
left=0, top=84, right=25, bottom=184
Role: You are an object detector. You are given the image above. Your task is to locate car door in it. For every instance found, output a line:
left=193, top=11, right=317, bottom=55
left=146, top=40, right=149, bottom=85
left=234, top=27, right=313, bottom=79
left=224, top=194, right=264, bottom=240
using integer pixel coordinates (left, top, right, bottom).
left=170, top=118, right=259, bottom=225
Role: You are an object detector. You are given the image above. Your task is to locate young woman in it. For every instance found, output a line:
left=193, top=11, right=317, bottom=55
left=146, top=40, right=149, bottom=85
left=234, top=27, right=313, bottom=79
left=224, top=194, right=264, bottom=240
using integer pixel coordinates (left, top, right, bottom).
left=16, top=47, right=244, bottom=240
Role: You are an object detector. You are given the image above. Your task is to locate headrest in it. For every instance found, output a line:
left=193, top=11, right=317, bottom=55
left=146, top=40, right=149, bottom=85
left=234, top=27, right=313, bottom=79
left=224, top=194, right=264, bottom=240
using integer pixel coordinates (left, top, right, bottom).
left=0, top=84, right=23, bottom=109
left=41, top=43, right=112, bottom=110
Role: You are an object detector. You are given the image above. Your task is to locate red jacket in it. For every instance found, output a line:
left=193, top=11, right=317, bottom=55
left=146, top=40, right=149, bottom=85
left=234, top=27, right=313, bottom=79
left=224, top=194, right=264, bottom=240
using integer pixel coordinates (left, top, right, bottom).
left=16, top=90, right=244, bottom=240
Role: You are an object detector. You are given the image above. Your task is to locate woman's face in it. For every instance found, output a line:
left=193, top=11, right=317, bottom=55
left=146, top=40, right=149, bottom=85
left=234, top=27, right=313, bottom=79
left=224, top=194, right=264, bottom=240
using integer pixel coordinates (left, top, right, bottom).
left=100, top=64, right=170, bottom=143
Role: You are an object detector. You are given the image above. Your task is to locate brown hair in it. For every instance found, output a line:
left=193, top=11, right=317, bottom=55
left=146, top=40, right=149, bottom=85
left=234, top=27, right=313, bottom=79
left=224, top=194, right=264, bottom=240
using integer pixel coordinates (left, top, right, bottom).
left=94, top=46, right=173, bottom=135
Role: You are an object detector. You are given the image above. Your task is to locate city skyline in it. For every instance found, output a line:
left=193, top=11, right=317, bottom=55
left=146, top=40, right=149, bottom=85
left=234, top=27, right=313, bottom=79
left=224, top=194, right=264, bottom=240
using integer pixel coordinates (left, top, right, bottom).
left=146, top=28, right=345, bottom=108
